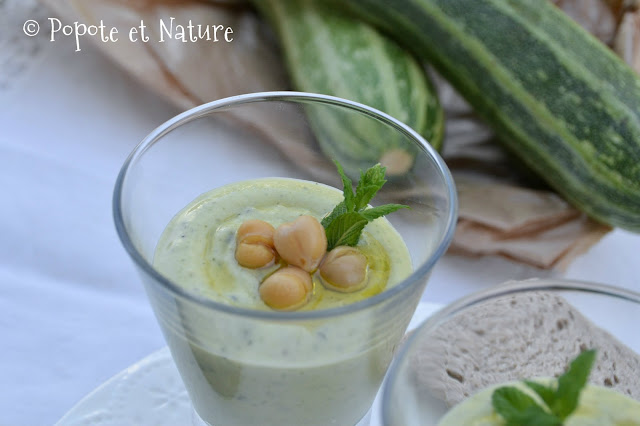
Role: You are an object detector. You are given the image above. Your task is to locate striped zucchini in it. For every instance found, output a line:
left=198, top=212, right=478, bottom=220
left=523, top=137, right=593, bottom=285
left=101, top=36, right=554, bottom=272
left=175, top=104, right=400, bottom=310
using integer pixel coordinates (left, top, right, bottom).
left=339, top=0, right=640, bottom=231
left=255, top=0, right=444, bottom=176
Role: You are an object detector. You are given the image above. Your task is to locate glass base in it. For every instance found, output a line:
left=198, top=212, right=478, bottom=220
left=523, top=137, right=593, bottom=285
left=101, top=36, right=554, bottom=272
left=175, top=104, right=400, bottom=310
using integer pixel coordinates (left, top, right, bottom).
left=356, top=407, right=373, bottom=426
left=191, top=405, right=210, bottom=426
left=190, top=404, right=373, bottom=426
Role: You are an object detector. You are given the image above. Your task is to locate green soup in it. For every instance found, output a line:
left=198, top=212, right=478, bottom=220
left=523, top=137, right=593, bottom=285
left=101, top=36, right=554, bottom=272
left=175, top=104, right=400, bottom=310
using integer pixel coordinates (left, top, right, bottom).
left=154, top=177, right=412, bottom=310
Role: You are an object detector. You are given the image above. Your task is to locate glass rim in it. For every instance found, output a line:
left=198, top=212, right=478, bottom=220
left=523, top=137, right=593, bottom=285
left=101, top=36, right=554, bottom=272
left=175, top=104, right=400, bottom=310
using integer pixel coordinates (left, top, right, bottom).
left=112, top=91, right=458, bottom=321
left=380, top=278, right=640, bottom=425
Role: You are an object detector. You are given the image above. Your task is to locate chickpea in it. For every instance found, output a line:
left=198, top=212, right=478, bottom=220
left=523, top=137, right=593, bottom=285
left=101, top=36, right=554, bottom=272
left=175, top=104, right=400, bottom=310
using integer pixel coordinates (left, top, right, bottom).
left=259, top=266, right=313, bottom=311
left=235, top=242, right=276, bottom=269
left=274, top=215, right=327, bottom=272
left=235, top=219, right=276, bottom=269
left=319, top=246, right=368, bottom=292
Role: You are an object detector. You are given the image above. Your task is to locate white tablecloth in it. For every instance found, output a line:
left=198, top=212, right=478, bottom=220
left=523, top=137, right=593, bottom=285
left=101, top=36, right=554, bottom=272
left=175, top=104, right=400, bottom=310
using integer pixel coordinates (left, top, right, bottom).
left=1, top=2, right=639, bottom=425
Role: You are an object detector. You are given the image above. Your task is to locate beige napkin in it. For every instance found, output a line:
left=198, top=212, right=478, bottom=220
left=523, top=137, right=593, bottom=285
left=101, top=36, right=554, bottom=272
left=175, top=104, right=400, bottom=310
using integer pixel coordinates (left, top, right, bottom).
left=41, top=0, right=627, bottom=269
left=39, top=0, right=287, bottom=109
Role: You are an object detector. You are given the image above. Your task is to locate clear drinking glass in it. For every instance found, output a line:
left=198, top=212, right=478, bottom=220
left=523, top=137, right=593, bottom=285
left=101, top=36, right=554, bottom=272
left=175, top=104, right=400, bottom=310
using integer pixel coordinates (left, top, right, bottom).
left=113, top=92, right=457, bottom=426
left=382, top=279, right=640, bottom=425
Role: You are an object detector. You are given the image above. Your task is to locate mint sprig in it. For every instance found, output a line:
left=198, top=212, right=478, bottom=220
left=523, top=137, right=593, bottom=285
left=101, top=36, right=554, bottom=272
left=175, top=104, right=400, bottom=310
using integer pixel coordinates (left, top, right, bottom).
left=492, top=387, right=561, bottom=426
left=322, top=161, right=408, bottom=251
left=547, top=348, right=596, bottom=419
left=492, top=349, right=596, bottom=425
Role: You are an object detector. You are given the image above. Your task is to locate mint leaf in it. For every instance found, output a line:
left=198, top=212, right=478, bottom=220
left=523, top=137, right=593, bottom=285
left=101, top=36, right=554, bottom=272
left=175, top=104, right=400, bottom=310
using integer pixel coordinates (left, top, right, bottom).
left=323, top=161, right=409, bottom=251
left=360, top=204, right=409, bottom=222
left=354, top=164, right=387, bottom=210
left=492, top=387, right=561, bottom=426
left=335, top=160, right=355, bottom=212
left=321, top=201, right=347, bottom=229
left=492, top=387, right=540, bottom=419
left=325, top=212, right=368, bottom=249
left=492, top=350, right=596, bottom=425
left=524, top=380, right=556, bottom=408
left=552, top=350, right=596, bottom=420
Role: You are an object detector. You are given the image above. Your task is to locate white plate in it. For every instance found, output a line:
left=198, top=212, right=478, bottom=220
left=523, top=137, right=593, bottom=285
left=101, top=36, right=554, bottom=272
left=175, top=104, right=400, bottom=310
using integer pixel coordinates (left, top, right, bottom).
left=56, top=302, right=442, bottom=426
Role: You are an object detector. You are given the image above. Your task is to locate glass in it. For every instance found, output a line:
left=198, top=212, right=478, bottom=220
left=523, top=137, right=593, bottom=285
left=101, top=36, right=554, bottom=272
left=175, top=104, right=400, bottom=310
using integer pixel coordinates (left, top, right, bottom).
left=113, top=92, right=457, bottom=426
left=382, top=279, right=640, bottom=425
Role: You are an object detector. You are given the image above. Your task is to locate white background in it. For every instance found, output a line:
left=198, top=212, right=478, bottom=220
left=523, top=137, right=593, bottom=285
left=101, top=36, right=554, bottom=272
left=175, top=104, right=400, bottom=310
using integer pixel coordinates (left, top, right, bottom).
left=2, top=6, right=639, bottom=426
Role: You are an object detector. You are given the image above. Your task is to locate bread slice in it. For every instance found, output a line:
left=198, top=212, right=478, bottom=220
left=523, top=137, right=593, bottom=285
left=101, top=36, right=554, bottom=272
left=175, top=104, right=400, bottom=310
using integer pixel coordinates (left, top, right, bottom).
left=410, top=291, right=640, bottom=406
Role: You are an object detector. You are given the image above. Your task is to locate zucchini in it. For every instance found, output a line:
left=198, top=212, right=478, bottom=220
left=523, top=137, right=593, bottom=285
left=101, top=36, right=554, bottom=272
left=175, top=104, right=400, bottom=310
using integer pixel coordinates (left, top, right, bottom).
left=340, top=0, right=640, bottom=231
left=254, top=0, right=444, bottom=176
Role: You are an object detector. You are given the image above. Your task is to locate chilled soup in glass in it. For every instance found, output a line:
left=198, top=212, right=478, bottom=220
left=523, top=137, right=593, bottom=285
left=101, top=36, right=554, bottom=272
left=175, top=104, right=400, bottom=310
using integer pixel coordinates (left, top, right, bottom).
left=113, top=92, right=457, bottom=426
